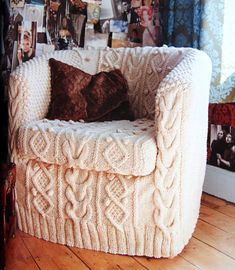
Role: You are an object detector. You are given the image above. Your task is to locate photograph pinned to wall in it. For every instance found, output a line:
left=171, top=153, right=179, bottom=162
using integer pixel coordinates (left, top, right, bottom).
left=100, top=0, right=131, bottom=21
left=127, top=23, right=143, bottom=45
left=3, top=8, right=24, bottom=73
left=46, top=0, right=91, bottom=49
left=57, top=16, right=74, bottom=49
left=84, top=24, right=109, bottom=48
left=100, top=0, right=114, bottom=20
left=207, top=103, right=235, bottom=173
left=209, top=125, right=235, bottom=172
left=121, top=0, right=131, bottom=21
left=131, top=0, right=141, bottom=8
left=133, top=4, right=160, bottom=46
left=100, top=19, right=110, bottom=33
left=110, top=19, right=128, bottom=33
left=111, top=32, right=129, bottom=48
left=24, top=4, right=45, bottom=32
left=129, top=7, right=141, bottom=24
left=70, top=13, right=86, bottom=46
left=10, top=0, right=25, bottom=8
left=87, top=2, right=101, bottom=24
left=135, top=5, right=153, bottom=27
left=46, top=0, right=61, bottom=46
left=70, top=0, right=87, bottom=12
left=13, top=21, right=37, bottom=69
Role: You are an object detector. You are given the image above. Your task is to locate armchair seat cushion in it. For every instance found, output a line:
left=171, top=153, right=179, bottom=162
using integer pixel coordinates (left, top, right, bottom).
left=17, top=118, right=157, bottom=176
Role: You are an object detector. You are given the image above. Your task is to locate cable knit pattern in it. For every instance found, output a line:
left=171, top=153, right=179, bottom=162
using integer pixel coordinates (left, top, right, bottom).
left=9, top=49, right=100, bottom=164
left=98, top=47, right=185, bottom=119
left=9, top=47, right=212, bottom=258
left=17, top=118, right=157, bottom=176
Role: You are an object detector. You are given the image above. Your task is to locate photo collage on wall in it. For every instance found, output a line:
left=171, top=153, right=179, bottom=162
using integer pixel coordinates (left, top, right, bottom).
left=5, top=0, right=163, bottom=71
left=207, top=104, right=235, bottom=172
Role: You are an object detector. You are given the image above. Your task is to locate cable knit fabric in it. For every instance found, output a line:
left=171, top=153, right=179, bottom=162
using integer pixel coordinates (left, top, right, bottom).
left=17, top=118, right=157, bottom=176
left=98, top=46, right=185, bottom=119
left=9, top=47, right=212, bottom=258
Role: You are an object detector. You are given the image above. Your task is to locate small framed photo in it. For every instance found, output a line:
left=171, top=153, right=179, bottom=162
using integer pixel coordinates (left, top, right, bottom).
left=207, top=103, right=235, bottom=172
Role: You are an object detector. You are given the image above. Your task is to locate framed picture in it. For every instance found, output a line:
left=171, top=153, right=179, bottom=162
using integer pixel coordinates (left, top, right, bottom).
left=207, top=103, right=235, bottom=172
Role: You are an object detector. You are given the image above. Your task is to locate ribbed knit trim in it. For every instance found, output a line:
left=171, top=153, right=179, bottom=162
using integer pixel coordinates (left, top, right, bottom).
left=16, top=204, right=186, bottom=258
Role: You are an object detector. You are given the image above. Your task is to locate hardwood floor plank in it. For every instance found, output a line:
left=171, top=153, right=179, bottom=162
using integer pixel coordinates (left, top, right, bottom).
left=194, top=219, right=235, bottom=259
left=20, top=232, right=89, bottom=270
left=70, top=247, right=147, bottom=270
left=134, top=256, right=200, bottom=270
left=216, top=204, right=235, bottom=219
left=201, top=193, right=227, bottom=209
left=199, top=205, right=235, bottom=234
left=181, top=237, right=235, bottom=270
left=6, top=231, right=40, bottom=270
left=6, top=194, right=235, bottom=270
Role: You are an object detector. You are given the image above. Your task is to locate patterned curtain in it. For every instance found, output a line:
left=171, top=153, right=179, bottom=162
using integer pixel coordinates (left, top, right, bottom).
left=161, top=0, right=235, bottom=102
left=200, top=0, right=235, bottom=102
left=163, top=0, right=202, bottom=48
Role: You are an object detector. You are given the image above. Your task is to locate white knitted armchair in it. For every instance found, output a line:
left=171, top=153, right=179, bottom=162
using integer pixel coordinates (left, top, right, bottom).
left=8, top=46, right=212, bottom=258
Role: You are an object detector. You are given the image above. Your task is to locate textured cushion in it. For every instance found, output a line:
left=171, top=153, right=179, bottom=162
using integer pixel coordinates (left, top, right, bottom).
left=17, top=118, right=157, bottom=176
left=47, top=58, right=91, bottom=121
left=47, top=58, right=131, bottom=122
left=83, top=69, right=131, bottom=121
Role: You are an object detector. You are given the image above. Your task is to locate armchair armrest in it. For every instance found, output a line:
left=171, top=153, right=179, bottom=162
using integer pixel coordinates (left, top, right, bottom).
left=154, top=49, right=212, bottom=251
left=9, top=56, right=51, bottom=162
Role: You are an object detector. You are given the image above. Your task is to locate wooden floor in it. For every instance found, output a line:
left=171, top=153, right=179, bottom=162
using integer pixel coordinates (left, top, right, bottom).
left=6, top=193, right=235, bottom=270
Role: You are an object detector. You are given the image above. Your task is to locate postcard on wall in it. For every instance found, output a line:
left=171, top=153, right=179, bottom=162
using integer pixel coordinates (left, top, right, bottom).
left=10, top=0, right=25, bottom=8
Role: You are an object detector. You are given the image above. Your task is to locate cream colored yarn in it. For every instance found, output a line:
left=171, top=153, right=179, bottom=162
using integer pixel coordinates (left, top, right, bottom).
left=17, top=118, right=157, bottom=176
left=9, top=46, right=212, bottom=258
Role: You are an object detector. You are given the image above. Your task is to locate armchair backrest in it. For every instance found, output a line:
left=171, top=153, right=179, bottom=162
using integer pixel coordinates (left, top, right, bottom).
left=98, top=46, right=186, bottom=119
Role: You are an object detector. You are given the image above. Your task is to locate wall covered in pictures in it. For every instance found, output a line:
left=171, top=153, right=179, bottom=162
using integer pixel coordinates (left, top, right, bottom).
left=3, top=0, right=163, bottom=72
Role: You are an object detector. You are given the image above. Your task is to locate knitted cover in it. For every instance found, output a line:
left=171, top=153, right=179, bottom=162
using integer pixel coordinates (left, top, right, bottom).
left=17, top=118, right=157, bottom=176
left=8, top=47, right=212, bottom=258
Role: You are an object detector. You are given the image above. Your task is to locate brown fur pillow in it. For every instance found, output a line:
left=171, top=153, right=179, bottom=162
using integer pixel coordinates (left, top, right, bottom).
left=47, top=58, right=132, bottom=122
left=47, top=58, right=92, bottom=121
